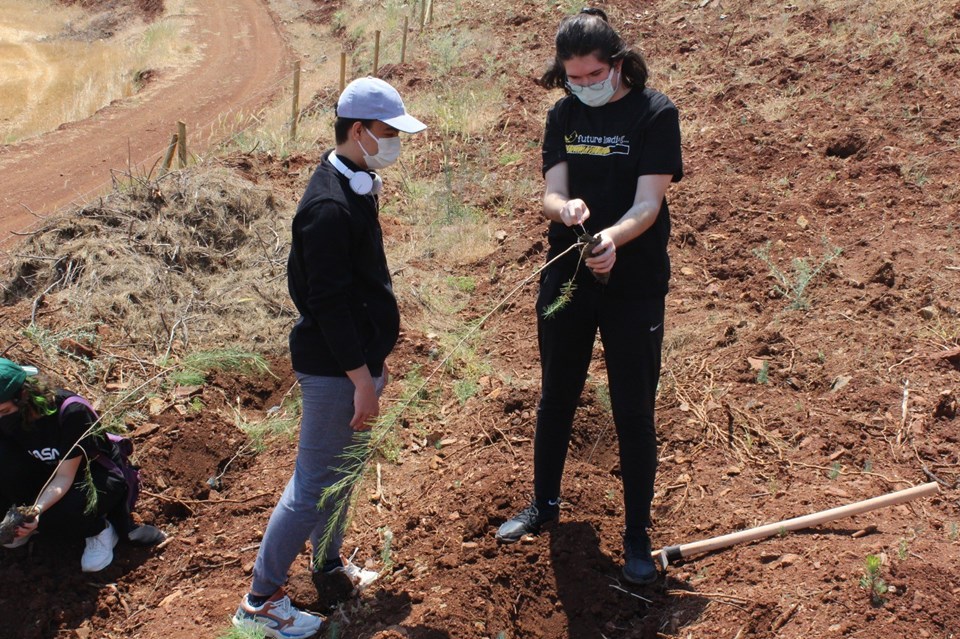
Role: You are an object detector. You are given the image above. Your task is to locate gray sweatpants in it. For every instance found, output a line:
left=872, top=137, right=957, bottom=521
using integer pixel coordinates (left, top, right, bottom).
left=250, top=372, right=383, bottom=596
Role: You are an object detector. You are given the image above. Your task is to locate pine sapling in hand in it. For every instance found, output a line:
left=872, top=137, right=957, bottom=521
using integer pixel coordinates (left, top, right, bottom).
left=0, top=505, right=39, bottom=545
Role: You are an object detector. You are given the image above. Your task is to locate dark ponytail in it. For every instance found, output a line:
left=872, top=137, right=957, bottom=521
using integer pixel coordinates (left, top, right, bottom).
left=540, top=8, right=648, bottom=92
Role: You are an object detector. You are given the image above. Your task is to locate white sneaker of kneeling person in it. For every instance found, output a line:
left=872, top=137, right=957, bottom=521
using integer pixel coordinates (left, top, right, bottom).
left=81, top=521, right=119, bottom=572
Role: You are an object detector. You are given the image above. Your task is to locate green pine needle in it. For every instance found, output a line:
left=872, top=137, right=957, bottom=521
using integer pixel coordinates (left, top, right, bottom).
left=542, top=279, right=576, bottom=319
left=81, top=460, right=99, bottom=516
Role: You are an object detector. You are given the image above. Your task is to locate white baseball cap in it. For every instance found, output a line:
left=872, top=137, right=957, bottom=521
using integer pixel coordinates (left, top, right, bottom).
left=336, top=77, right=426, bottom=133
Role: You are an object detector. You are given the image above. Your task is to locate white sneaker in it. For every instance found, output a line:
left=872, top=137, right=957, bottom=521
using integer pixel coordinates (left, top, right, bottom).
left=232, top=590, right=323, bottom=639
left=81, top=521, right=118, bottom=572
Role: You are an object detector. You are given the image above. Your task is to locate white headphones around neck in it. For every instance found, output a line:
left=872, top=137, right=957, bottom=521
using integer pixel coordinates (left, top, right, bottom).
left=329, top=152, right=382, bottom=195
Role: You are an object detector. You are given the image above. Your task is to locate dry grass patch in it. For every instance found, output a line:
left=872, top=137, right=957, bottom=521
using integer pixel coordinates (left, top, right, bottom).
left=3, top=165, right=294, bottom=357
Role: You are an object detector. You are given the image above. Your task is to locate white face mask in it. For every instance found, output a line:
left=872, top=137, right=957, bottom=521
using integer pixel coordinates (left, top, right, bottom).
left=567, top=66, right=620, bottom=107
left=359, top=128, right=401, bottom=169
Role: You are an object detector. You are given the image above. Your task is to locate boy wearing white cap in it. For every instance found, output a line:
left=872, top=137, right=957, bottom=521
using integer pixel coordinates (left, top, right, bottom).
left=233, top=77, right=426, bottom=639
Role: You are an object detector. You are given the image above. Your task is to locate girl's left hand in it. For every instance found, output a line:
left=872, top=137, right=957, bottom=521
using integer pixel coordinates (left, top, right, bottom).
left=585, top=231, right=616, bottom=273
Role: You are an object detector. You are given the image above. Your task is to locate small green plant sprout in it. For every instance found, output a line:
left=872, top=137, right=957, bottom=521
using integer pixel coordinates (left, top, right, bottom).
left=756, top=361, right=770, bottom=384
left=593, top=381, right=612, bottom=412
left=446, top=275, right=476, bottom=293
left=859, top=554, right=889, bottom=606
left=498, top=150, right=522, bottom=166
left=453, top=378, right=479, bottom=404
left=777, top=525, right=789, bottom=539
left=767, top=477, right=780, bottom=495
left=897, top=538, right=909, bottom=560
left=216, top=624, right=266, bottom=639
left=379, top=526, right=395, bottom=572
left=753, top=240, right=842, bottom=310
left=325, top=620, right=343, bottom=639
left=828, top=462, right=842, bottom=480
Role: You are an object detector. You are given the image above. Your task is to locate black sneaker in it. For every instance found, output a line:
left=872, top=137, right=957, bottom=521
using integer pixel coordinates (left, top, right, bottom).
left=495, top=501, right=559, bottom=543
left=127, top=524, right=166, bottom=546
left=622, top=530, right=658, bottom=585
left=311, top=556, right=377, bottom=611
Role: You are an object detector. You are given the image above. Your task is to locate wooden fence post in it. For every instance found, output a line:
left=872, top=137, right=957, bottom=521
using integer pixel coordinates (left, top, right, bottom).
left=161, top=133, right=179, bottom=174
left=401, top=17, right=409, bottom=64
left=290, top=60, right=301, bottom=140
left=177, top=121, right=188, bottom=168
left=373, top=31, right=381, bottom=76
left=428, top=0, right=434, bottom=24
left=340, top=52, right=347, bottom=93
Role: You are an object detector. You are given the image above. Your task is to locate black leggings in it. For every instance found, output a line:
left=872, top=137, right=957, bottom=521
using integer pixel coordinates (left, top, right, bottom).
left=0, top=440, right=127, bottom=539
left=533, top=270, right=663, bottom=535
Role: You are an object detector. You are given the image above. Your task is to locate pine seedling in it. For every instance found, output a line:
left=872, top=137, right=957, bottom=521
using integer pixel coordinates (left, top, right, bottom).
left=897, top=538, right=909, bottom=560
left=753, top=240, right=842, bottom=310
left=542, top=279, right=577, bottom=319
left=314, top=441, right=367, bottom=568
left=81, top=460, right=98, bottom=515
left=859, top=554, right=889, bottom=606
left=379, top=526, right=395, bottom=572
left=756, top=361, right=770, bottom=384
left=828, top=462, right=842, bottom=479
left=542, top=231, right=596, bottom=319
left=0, top=506, right=39, bottom=545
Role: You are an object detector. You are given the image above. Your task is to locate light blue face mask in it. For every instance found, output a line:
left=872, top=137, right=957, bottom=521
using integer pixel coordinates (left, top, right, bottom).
left=566, top=67, right=620, bottom=107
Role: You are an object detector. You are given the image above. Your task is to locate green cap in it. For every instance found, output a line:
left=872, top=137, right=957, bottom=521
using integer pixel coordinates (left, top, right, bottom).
left=0, top=358, right=37, bottom=403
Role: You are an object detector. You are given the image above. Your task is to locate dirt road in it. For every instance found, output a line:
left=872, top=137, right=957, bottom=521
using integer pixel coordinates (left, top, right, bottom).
left=0, top=0, right=290, bottom=246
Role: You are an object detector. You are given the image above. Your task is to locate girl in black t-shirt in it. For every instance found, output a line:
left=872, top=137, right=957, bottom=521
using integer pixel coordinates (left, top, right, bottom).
left=0, top=358, right=162, bottom=572
left=496, top=8, right=683, bottom=586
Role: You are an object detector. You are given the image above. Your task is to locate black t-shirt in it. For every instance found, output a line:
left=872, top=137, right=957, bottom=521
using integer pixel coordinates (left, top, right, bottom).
left=541, top=87, right=683, bottom=297
left=0, top=391, right=100, bottom=467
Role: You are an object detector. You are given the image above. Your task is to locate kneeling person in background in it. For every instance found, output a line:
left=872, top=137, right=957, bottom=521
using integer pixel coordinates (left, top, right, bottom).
left=0, top=358, right=164, bottom=573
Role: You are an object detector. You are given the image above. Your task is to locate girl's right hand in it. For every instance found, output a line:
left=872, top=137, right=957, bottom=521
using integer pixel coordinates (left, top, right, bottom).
left=559, top=199, right=590, bottom=226
left=16, top=516, right=38, bottom=538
